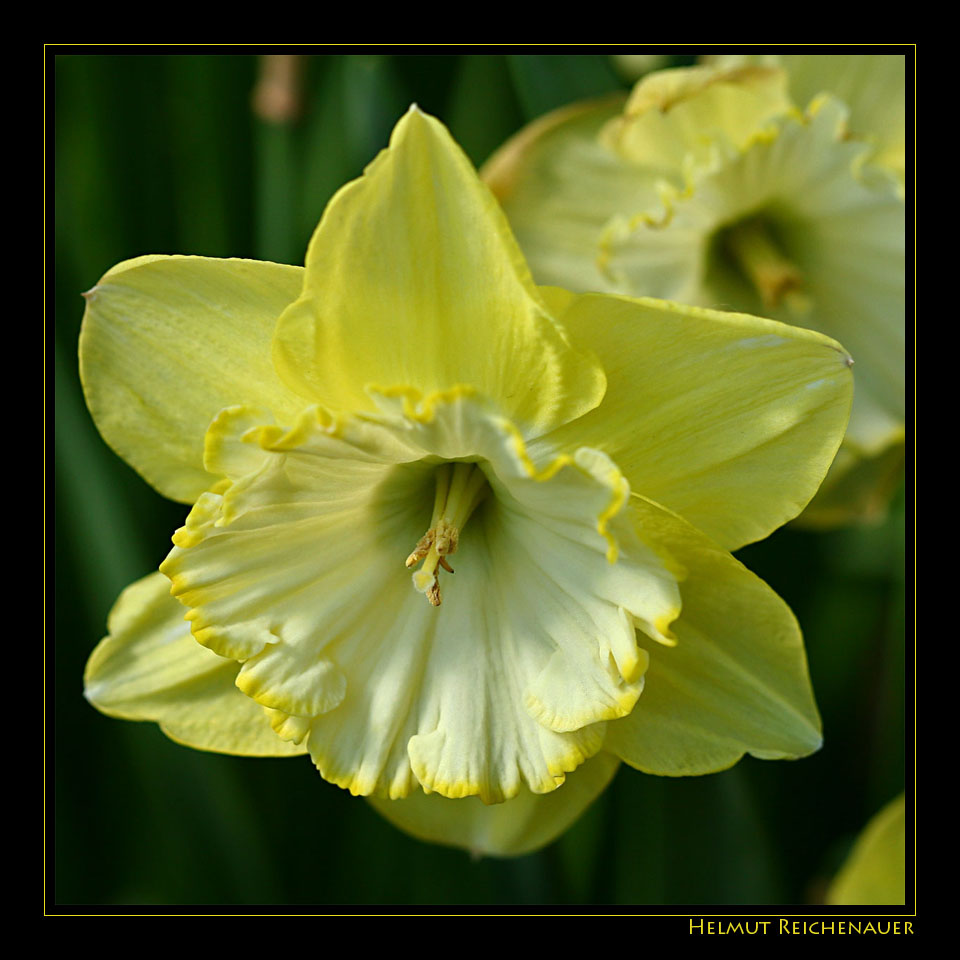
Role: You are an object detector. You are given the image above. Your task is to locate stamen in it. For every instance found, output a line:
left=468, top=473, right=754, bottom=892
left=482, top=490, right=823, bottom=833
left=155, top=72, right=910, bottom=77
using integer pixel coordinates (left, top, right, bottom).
left=407, top=463, right=487, bottom=606
left=724, top=217, right=804, bottom=311
left=405, top=532, right=434, bottom=568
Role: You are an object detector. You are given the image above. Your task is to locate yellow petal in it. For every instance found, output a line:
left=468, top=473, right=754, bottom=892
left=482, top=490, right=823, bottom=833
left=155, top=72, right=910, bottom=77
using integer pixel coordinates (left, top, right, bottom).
left=272, top=106, right=605, bottom=438
left=80, top=255, right=306, bottom=503
left=604, top=495, right=822, bottom=774
left=827, top=793, right=906, bottom=905
left=367, top=751, right=620, bottom=857
left=84, top=572, right=305, bottom=757
left=534, top=292, right=853, bottom=552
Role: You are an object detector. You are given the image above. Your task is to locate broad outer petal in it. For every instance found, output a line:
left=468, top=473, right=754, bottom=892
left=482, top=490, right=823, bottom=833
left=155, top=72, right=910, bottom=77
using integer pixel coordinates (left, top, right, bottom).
left=604, top=495, right=822, bottom=774
left=367, top=751, right=620, bottom=857
left=533, top=290, right=853, bottom=552
left=84, top=571, right=305, bottom=757
left=272, top=106, right=605, bottom=439
left=80, top=255, right=306, bottom=503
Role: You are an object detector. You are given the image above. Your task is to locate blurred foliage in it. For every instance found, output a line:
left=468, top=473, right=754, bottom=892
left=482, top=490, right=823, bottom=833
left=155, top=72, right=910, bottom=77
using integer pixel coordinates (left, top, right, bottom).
left=52, top=52, right=909, bottom=907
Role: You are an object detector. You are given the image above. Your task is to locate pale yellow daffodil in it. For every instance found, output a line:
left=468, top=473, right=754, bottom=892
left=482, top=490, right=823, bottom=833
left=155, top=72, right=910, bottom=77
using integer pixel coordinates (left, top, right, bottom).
left=827, top=793, right=907, bottom=905
left=485, top=63, right=905, bottom=527
left=82, top=107, right=852, bottom=856
left=704, top=53, right=907, bottom=184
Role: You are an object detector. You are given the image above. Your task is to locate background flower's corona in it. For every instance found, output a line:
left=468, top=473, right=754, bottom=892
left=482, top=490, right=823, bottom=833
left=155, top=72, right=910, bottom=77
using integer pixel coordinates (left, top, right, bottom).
left=82, top=105, right=853, bottom=856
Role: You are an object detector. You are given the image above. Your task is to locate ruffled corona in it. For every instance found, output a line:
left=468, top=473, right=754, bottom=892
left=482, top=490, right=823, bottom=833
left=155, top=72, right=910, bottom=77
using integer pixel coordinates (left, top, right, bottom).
left=160, top=388, right=681, bottom=804
left=704, top=53, right=906, bottom=185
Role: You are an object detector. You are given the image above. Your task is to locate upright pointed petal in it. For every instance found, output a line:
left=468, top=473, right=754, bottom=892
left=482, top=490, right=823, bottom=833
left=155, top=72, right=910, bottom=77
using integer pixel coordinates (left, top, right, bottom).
left=367, top=752, right=620, bottom=857
left=80, top=256, right=306, bottom=503
left=604, top=496, right=822, bottom=774
left=272, top=106, right=605, bottom=438
left=84, top=572, right=305, bottom=757
left=534, top=292, right=853, bottom=552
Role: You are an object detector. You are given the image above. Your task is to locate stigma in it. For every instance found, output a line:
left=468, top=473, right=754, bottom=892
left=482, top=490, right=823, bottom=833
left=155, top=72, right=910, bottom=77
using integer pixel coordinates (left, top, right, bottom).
left=406, top=462, right=488, bottom=606
left=724, top=216, right=805, bottom=311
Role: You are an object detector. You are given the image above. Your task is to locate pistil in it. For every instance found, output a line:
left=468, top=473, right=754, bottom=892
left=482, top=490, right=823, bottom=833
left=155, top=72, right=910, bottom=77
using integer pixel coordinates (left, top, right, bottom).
left=725, top=217, right=804, bottom=311
left=406, top=462, right=488, bottom=606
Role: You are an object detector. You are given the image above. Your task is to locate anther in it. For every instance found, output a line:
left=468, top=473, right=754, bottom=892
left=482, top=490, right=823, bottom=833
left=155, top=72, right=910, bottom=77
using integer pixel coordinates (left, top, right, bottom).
left=405, top=532, right=434, bottom=568
left=406, top=462, right=487, bottom=607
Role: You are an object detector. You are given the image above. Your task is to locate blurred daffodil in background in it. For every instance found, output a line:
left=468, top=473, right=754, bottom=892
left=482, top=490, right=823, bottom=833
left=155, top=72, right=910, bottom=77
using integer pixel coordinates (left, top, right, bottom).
left=82, top=106, right=852, bottom=856
left=704, top=53, right=906, bottom=186
left=827, top=793, right=906, bottom=905
left=484, top=58, right=906, bottom=526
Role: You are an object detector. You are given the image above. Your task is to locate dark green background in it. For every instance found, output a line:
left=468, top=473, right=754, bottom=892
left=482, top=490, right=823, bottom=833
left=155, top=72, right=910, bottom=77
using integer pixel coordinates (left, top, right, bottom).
left=53, top=52, right=908, bottom=907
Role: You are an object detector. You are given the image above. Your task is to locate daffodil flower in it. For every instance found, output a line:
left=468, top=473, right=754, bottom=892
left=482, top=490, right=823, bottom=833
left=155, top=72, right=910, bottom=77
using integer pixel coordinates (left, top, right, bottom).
left=704, top=53, right=906, bottom=185
left=484, top=63, right=905, bottom=527
left=82, top=107, right=852, bottom=856
left=827, top=793, right=906, bottom=905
